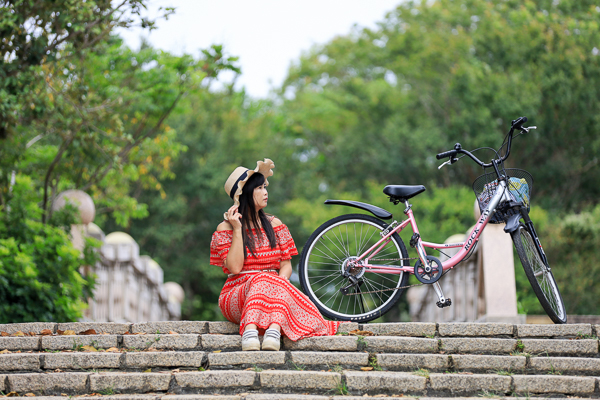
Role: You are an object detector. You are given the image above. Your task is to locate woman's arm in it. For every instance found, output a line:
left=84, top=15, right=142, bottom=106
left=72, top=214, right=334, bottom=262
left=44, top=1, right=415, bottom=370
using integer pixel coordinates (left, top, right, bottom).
left=279, top=260, right=292, bottom=280
left=223, top=206, right=245, bottom=274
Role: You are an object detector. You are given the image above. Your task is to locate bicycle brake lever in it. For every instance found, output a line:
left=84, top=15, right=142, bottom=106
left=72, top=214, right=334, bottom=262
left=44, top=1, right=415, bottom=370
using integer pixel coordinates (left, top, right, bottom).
left=438, top=159, right=452, bottom=169
left=438, top=157, right=458, bottom=170
left=521, top=126, right=537, bottom=133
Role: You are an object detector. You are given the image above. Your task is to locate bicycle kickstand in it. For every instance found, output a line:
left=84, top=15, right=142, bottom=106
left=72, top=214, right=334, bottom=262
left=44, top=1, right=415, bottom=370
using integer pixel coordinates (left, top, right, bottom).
left=433, top=282, right=452, bottom=308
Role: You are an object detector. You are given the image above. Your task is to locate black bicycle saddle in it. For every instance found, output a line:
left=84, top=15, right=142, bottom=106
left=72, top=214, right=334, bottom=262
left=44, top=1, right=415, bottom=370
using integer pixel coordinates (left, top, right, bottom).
left=383, top=185, right=426, bottom=202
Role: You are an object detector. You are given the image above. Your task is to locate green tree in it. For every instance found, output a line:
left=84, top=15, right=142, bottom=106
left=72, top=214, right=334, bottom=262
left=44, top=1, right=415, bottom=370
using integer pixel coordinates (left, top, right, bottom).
left=0, top=0, right=173, bottom=140
left=280, top=0, right=600, bottom=210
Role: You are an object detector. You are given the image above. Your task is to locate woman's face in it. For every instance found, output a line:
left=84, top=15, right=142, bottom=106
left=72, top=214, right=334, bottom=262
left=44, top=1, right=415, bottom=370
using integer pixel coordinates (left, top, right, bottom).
left=253, top=182, right=268, bottom=211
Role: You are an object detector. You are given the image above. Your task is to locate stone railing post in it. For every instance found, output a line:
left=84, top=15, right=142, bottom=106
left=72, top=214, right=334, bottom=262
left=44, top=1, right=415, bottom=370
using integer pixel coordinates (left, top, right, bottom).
left=52, top=190, right=184, bottom=322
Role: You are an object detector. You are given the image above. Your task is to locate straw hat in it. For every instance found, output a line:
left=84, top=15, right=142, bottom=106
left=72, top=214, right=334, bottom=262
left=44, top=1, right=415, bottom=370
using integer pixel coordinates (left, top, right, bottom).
left=223, top=158, right=275, bottom=218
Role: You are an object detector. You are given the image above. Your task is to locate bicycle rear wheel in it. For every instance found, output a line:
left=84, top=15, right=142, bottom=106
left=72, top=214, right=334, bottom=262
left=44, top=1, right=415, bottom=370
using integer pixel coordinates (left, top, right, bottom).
left=299, top=214, right=409, bottom=322
left=511, top=225, right=567, bottom=324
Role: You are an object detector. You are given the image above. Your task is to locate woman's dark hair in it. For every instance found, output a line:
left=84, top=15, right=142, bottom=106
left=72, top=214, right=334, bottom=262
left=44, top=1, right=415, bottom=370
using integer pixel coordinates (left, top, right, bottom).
left=238, top=172, right=276, bottom=258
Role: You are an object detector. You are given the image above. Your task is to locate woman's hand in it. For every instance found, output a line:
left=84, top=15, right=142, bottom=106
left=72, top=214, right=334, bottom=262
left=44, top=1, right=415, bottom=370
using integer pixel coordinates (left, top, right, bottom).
left=226, top=206, right=242, bottom=230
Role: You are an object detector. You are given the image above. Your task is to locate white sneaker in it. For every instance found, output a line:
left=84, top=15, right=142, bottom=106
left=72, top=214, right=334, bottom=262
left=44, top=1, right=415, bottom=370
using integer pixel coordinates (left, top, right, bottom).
left=261, top=328, right=281, bottom=351
left=241, top=329, right=260, bottom=351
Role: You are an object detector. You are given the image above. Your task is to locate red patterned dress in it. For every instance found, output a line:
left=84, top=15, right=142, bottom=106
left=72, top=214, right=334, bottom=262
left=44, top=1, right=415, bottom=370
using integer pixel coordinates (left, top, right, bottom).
left=210, top=222, right=340, bottom=340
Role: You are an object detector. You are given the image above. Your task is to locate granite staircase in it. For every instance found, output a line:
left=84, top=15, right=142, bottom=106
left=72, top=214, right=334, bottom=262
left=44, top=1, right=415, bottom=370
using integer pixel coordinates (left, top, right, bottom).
left=1, top=321, right=599, bottom=399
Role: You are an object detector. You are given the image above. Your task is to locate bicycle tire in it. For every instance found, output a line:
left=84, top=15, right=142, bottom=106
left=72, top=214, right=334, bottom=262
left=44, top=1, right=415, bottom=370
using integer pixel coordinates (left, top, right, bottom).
left=511, top=224, right=567, bottom=324
left=299, top=214, right=409, bottom=322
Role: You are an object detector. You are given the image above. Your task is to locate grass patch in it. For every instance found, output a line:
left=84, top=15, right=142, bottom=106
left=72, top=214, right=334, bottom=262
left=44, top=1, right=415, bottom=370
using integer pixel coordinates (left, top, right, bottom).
left=494, top=369, right=513, bottom=376
left=368, top=355, right=382, bottom=371
left=413, top=368, right=430, bottom=378
left=478, top=389, right=501, bottom=398
left=333, top=380, right=348, bottom=395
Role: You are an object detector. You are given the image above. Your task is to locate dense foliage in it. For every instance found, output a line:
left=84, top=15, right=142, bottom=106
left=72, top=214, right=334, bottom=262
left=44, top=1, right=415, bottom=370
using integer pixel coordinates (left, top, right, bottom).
left=0, top=176, right=97, bottom=323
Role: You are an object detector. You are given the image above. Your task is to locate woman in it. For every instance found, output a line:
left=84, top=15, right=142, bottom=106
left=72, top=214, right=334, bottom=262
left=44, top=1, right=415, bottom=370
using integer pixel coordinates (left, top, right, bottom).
left=210, top=158, right=340, bottom=351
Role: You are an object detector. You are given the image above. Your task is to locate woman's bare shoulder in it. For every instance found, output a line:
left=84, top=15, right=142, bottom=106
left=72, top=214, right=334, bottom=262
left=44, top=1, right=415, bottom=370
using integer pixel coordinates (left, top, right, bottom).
left=217, top=221, right=233, bottom=231
left=271, top=217, right=283, bottom=227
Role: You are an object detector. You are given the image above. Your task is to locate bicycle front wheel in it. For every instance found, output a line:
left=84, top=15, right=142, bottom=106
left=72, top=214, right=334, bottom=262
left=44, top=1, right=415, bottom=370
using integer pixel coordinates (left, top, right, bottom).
left=299, top=214, right=409, bottom=322
left=511, top=225, right=567, bottom=324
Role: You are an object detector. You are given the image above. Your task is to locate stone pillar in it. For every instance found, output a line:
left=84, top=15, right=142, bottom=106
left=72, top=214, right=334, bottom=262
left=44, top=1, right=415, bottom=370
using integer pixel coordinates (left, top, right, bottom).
left=474, top=200, right=524, bottom=323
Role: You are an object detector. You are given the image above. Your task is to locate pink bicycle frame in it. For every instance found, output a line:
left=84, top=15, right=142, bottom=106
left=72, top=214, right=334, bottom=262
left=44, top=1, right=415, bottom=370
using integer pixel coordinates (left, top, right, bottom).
left=355, top=180, right=510, bottom=275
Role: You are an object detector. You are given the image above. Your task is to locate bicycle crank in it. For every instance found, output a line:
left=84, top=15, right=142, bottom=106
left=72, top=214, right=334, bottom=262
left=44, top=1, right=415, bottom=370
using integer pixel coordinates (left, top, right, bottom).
left=414, top=255, right=443, bottom=284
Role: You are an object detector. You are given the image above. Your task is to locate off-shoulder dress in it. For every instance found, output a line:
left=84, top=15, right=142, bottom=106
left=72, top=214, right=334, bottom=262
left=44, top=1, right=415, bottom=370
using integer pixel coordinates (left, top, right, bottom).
left=210, top=222, right=340, bottom=340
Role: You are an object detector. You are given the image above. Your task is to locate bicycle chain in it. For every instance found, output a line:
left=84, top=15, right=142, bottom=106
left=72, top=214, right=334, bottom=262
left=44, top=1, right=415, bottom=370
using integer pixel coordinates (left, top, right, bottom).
left=342, top=257, right=452, bottom=296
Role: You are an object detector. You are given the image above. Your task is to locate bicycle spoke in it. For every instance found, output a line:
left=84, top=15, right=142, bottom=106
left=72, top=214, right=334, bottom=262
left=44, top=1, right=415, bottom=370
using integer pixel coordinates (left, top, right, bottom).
left=323, top=232, right=351, bottom=261
left=310, top=271, right=341, bottom=286
left=314, top=239, right=344, bottom=263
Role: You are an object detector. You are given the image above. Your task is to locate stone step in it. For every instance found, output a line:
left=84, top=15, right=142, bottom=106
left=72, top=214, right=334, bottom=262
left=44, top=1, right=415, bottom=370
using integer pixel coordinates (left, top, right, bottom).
left=2, top=370, right=599, bottom=397
left=2, top=321, right=598, bottom=338
left=0, top=333, right=599, bottom=357
left=0, top=396, right=583, bottom=400
left=2, top=322, right=600, bottom=398
left=2, top=334, right=598, bottom=356
left=3, top=350, right=600, bottom=376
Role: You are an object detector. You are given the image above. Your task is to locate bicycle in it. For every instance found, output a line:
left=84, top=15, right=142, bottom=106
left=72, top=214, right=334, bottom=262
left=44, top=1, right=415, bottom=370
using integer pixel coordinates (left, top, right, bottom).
left=298, top=117, right=566, bottom=324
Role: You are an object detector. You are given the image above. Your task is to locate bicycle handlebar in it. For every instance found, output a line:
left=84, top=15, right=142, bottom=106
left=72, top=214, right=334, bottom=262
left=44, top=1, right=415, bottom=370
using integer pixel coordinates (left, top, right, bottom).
left=436, top=116, right=529, bottom=168
left=435, top=149, right=457, bottom=160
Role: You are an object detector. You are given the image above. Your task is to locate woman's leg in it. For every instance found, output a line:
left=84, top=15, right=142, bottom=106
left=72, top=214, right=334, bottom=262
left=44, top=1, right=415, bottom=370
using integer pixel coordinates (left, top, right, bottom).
left=244, top=324, right=258, bottom=332
left=267, top=323, right=280, bottom=332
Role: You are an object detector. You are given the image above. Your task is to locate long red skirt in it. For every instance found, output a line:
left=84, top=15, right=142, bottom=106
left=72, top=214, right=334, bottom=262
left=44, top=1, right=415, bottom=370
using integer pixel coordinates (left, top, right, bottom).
left=218, top=271, right=340, bottom=340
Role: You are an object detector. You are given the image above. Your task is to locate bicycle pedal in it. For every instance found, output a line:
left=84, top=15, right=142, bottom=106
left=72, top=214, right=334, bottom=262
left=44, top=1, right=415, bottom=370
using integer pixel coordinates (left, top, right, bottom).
left=436, top=298, right=452, bottom=308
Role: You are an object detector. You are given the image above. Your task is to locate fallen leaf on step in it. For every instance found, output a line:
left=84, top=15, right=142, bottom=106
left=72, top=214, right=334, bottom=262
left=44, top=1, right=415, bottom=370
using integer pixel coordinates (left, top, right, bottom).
left=81, top=345, right=98, bottom=352
left=54, top=369, right=63, bottom=373
left=29, top=332, right=36, bottom=336
left=6, top=391, right=19, bottom=397
left=171, top=369, right=180, bottom=373
left=39, top=329, right=53, bottom=336
left=79, top=329, right=97, bottom=335
left=212, top=350, right=221, bottom=353
left=63, top=330, right=76, bottom=336
left=134, top=332, right=147, bottom=335
left=361, top=366, right=374, bottom=371
left=56, top=329, right=65, bottom=335
left=168, top=331, right=178, bottom=335
left=144, top=368, right=152, bottom=373
left=12, top=331, right=25, bottom=337
left=0, top=349, right=11, bottom=354
left=24, top=393, right=35, bottom=397
left=0, top=331, right=9, bottom=336
left=106, top=347, right=120, bottom=353
left=347, top=329, right=375, bottom=336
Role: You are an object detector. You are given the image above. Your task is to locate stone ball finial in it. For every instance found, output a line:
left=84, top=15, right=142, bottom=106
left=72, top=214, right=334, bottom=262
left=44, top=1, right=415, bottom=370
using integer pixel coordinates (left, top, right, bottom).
left=105, top=231, right=137, bottom=245
left=52, top=190, right=96, bottom=224
left=164, top=282, right=185, bottom=304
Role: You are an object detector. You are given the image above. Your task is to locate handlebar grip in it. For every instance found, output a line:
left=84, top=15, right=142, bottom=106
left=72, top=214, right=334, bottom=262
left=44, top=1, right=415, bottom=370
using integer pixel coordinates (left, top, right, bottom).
left=436, top=150, right=457, bottom=160
left=511, top=116, right=528, bottom=129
